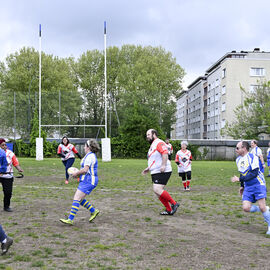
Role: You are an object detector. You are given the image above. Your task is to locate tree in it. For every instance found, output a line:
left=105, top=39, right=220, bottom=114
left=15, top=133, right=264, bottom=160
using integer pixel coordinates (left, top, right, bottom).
left=112, top=101, right=165, bottom=158
left=0, top=47, right=83, bottom=139
left=223, top=81, right=270, bottom=139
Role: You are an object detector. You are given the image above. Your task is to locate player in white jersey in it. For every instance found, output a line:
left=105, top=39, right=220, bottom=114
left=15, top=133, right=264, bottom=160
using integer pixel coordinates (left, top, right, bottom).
left=267, top=141, right=270, bottom=177
left=165, top=138, right=173, bottom=161
left=0, top=138, right=23, bottom=212
left=142, top=129, right=179, bottom=215
left=231, top=141, right=270, bottom=235
left=57, top=136, right=82, bottom=184
left=175, top=141, right=192, bottom=191
left=250, top=140, right=265, bottom=173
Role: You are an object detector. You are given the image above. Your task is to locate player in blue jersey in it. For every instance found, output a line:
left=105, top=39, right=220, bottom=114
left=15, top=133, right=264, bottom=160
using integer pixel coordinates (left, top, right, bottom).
left=267, top=142, right=270, bottom=177
left=250, top=140, right=265, bottom=173
left=60, top=139, right=100, bottom=225
left=231, top=141, right=270, bottom=235
left=0, top=148, right=13, bottom=255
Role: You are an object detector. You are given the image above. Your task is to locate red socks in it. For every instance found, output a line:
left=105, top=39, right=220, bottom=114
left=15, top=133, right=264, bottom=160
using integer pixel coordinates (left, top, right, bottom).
left=159, top=190, right=176, bottom=211
left=186, top=180, right=190, bottom=187
left=183, top=181, right=187, bottom=189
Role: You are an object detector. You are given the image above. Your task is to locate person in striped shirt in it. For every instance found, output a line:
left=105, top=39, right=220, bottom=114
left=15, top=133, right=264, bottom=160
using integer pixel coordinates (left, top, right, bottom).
left=60, top=139, right=100, bottom=225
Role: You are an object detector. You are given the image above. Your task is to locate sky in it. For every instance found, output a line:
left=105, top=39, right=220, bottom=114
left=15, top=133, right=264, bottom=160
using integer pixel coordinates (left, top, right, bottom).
left=1, top=0, right=270, bottom=88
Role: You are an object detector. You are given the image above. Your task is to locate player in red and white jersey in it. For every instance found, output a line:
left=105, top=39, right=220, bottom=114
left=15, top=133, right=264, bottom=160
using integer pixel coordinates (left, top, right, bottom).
left=57, top=136, right=82, bottom=184
left=165, top=138, right=173, bottom=161
left=142, top=129, right=179, bottom=215
left=0, top=138, right=23, bottom=212
left=175, top=141, right=192, bottom=191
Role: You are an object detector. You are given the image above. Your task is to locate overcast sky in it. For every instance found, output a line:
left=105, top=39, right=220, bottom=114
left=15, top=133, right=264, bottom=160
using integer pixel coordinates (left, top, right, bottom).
left=1, top=0, right=270, bottom=88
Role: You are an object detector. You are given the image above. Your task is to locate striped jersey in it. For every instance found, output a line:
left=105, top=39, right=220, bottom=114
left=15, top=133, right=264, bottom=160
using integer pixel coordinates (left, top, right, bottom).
left=1, top=149, right=19, bottom=178
left=57, top=143, right=78, bottom=161
left=147, top=138, right=172, bottom=174
left=80, top=152, right=98, bottom=186
left=175, top=149, right=192, bottom=173
left=236, top=153, right=265, bottom=187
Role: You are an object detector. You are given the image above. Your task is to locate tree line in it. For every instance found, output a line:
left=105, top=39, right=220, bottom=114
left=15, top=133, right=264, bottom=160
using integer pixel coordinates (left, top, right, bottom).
left=0, top=45, right=185, bottom=157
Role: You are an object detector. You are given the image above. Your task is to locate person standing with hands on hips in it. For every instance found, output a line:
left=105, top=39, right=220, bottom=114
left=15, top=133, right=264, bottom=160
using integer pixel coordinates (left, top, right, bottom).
left=231, top=141, right=270, bottom=235
left=175, top=141, right=192, bottom=191
left=57, top=136, right=82, bottom=184
left=0, top=138, right=23, bottom=212
left=142, top=129, right=179, bottom=215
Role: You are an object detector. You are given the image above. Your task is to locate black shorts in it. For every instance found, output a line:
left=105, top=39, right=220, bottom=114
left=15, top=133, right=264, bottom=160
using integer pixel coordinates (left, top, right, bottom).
left=179, top=171, right=191, bottom=181
left=151, top=172, right=172, bottom=185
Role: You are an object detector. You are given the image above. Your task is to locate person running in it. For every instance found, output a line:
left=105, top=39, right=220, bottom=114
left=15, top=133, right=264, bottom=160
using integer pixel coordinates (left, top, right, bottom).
left=60, top=139, right=100, bottom=225
left=165, top=138, right=173, bottom=161
left=0, top=224, right=13, bottom=255
left=0, top=138, right=23, bottom=212
left=57, top=136, right=82, bottom=184
left=231, top=141, right=270, bottom=235
left=175, top=141, right=192, bottom=191
left=142, top=129, right=179, bottom=215
left=250, top=140, right=265, bottom=173
left=267, top=142, right=270, bottom=177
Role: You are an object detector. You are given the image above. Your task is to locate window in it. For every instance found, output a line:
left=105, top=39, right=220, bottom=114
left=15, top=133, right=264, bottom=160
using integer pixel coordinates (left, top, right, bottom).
left=250, top=68, right=265, bottom=76
left=222, top=102, right=226, bottom=112
left=221, top=119, right=226, bottom=128
left=222, top=68, right=226, bottom=78
left=222, top=85, right=226, bottom=95
left=215, top=93, right=219, bottom=102
left=250, top=84, right=259, bottom=93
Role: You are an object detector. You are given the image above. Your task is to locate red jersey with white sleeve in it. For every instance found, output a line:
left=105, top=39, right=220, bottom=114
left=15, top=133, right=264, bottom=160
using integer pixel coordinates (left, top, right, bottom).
left=1, top=149, right=19, bottom=179
left=147, top=138, right=172, bottom=174
left=57, top=143, right=78, bottom=161
left=175, top=149, right=192, bottom=173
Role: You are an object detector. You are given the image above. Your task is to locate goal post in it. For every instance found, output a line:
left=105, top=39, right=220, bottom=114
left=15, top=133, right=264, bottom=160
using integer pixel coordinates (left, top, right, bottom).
left=101, top=138, right=111, bottom=162
left=36, top=137, right=43, bottom=161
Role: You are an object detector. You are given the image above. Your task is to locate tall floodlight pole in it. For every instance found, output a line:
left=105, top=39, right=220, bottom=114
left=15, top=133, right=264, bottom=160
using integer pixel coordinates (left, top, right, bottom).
left=39, top=24, right=42, bottom=138
left=104, top=21, right=108, bottom=138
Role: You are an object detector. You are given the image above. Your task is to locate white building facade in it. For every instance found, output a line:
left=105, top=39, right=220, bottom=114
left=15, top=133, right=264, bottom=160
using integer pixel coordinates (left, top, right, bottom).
left=174, top=48, right=270, bottom=140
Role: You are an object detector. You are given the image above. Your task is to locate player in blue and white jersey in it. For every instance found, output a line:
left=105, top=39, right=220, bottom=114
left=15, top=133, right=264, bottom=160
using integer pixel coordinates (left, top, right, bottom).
left=266, top=141, right=270, bottom=177
left=231, top=141, right=270, bottom=235
left=60, top=139, right=100, bottom=225
left=250, top=140, right=266, bottom=173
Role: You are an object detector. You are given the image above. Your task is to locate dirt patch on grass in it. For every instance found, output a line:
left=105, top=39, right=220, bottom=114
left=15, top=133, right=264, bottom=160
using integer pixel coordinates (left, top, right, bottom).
left=1, top=176, right=270, bottom=270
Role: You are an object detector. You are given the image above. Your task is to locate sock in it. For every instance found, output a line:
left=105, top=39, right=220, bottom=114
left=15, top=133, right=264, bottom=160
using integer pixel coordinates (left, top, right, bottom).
left=159, top=195, right=172, bottom=212
left=161, top=190, right=176, bottom=206
left=262, top=209, right=270, bottom=226
left=250, top=205, right=260, bottom=212
left=183, top=181, right=187, bottom=188
left=68, top=200, right=80, bottom=221
left=2, top=238, right=7, bottom=244
left=80, top=199, right=95, bottom=213
left=186, top=180, right=190, bottom=187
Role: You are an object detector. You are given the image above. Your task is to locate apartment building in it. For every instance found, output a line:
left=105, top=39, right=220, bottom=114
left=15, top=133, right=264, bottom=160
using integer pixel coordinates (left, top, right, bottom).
left=174, top=48, right=270, bottom=140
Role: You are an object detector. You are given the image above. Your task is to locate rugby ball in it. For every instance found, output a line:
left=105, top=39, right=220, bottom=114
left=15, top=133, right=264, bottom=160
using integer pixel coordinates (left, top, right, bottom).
left=67, top=167, right=79, bottom=176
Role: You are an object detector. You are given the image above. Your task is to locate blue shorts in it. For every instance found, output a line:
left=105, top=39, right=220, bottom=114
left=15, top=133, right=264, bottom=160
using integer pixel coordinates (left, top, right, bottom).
left=78, top=182, right=97, bottom=195
left=242, top=184, right=267, bottom=203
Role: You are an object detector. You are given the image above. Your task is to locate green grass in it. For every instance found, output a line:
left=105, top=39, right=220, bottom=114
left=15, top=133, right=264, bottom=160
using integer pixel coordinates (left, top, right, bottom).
left=2, top=158, right=270, bottom=270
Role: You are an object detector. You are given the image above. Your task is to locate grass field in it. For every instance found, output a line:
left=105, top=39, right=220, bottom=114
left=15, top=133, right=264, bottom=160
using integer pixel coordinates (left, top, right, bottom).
left=1, top=158, right=270, bottom=270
